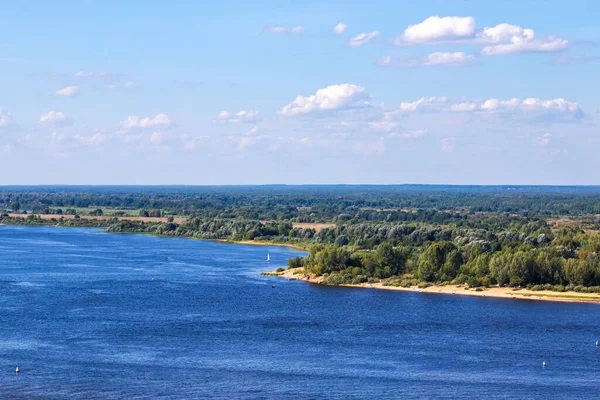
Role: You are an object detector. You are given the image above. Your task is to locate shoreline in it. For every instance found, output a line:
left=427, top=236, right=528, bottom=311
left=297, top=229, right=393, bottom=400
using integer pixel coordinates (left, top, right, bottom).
left=267, top=268, right=600, bottom=304
left=216, top=239, right=309, bottom=251
left=0, top=222, right=309, bottom=251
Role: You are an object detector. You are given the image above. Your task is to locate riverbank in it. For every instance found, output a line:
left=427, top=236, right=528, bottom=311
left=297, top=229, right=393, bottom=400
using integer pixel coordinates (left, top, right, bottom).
left=217, top=239, right=309, bottom=251
left=267, top=268, right=600, bottom=304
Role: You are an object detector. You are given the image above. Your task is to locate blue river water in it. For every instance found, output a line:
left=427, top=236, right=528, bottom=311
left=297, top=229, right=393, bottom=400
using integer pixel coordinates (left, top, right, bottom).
left=1, top=226, right=600, bottom=399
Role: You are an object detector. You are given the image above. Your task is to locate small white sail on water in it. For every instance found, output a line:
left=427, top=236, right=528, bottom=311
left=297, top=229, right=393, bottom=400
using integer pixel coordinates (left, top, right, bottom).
left=266, top=253, right=271, bottom=263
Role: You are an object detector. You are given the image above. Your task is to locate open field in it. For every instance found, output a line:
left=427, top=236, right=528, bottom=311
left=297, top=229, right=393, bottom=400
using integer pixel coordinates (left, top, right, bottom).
left=290, top=222, right=335, bottom=231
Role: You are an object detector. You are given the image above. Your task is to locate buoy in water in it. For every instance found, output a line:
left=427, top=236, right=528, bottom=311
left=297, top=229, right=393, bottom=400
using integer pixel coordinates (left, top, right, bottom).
left=596, top=340, right=599, bottom=347
left=542, top=361, right=546, bottom=368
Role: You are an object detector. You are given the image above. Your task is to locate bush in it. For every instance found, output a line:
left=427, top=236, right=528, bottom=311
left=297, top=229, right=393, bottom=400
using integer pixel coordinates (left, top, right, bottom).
left=275, top=267, right=285, bottom=273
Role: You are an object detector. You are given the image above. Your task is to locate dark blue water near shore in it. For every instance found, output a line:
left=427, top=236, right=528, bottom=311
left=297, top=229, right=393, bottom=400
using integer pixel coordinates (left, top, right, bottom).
left=1, top=226, right=600, bottom=399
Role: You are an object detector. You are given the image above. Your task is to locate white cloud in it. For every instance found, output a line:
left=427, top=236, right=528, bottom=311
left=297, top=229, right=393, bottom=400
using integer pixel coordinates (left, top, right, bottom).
left=448, top=102, right=478, bottom=112
left=264, top=25, right=305, bottom=34
left=50, top=132, right=65, bottom=142
left=124, top=81, right=135, bottom=88
left=218, top=110, right=259, bottom=123
left=479, top=24, right=567, bottom=55
left=377, top=52, right=476, bottom=67
left=288, top=137, right=312, bottom=146
left=73, top=133, right=108, bottom=146
left=180, top=134, right=208, bottom=150
left=394, top=96, right=582, bottom=120
left=149, top=131, right=163, bottom=145
left=388, top=130, right=427, bottom=139
left=399, top=96, right=448, bottom=112
left=74, top=71, right=113, bottom=79
left=264, top=26, right=286, bottom=33
left=441, top=138, right=455, bottom=152
left=235, top=134, right=268, bottom=148
left=333, top=23, right=347, bottom=34
left=0, top=109, right=15, bottom=127
left=535, top=133, right=552, bottom=147
left=245, top=126, right=259, bottom=135
left=123, top=134, right=142, bottom=143
left=107, top=84, right=117, bottom=89
left=353, top=138, right=385, bottom=155
left=480, top=97, right=581, bottom=119
left=39, top=111, right=73, bottom=126
left=280, top=84, right=368, bottom=116
left=368, top=121, right=400, bottom=132
left=395, top=16, right=476, bottom=45
left=122, top=113, right=172, bottom=129
left=348, top=31, right=380, bottom=47
left=55, top=86, right=79, bottom=97
left=391, top=16, right=568, bottom=56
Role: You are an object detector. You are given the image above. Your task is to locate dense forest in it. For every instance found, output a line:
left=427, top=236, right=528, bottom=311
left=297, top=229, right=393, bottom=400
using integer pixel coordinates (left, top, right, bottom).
left=2, top=185, right=600, bottom=291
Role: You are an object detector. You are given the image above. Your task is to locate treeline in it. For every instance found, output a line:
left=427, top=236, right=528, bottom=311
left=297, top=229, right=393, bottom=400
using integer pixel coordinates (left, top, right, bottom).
left=298, top=226, right=600, bottom=289
left=3, top=186, right=600, bottom=223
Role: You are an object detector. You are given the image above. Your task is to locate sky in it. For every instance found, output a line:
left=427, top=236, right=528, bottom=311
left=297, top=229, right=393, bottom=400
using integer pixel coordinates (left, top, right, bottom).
left=0, top=0, right=599, bottom=185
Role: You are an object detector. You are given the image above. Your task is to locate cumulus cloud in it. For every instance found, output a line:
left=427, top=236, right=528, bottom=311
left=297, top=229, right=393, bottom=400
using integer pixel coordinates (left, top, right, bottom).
left=39, top=111, right=73, bottom=126
left=377, top=52, right=476, bottom=67
left=395, top=16, right=476, bottom=45
left=55, top=86, right=79, bottom=97
left=217, top=110, right=259, bottom=123
left=122, top=113, right=172, bottom=129
left=399, top=96, right=449, bottom=112
left=333, top=23, right=347, bottom=34
left=479, top=24, right=567, bottom=55
left=280, top=84, right=369, bottom=116
left=0, top=108, right=15, bottom=128
left=391, top=16, right=568, bottom=56
left=480, top=97, right=582, bottom=119
left=348, top=31, right=380, bottom=47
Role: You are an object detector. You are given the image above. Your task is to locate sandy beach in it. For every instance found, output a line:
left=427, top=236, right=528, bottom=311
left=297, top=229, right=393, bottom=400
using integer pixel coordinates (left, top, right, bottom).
left=218, top=239, right=309, bottom=250
left=267, top=268, right=600, bottom=304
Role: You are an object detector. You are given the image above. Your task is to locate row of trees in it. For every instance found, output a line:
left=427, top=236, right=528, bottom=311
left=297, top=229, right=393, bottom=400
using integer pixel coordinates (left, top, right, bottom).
left=299, top=227, right=600, bottom=288
left=4, top=186, right=600, bottom=223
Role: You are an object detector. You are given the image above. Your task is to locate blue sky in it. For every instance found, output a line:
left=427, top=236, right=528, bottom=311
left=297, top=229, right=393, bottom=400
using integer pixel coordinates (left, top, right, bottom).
left=1, top=0, right=599, bottom=185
